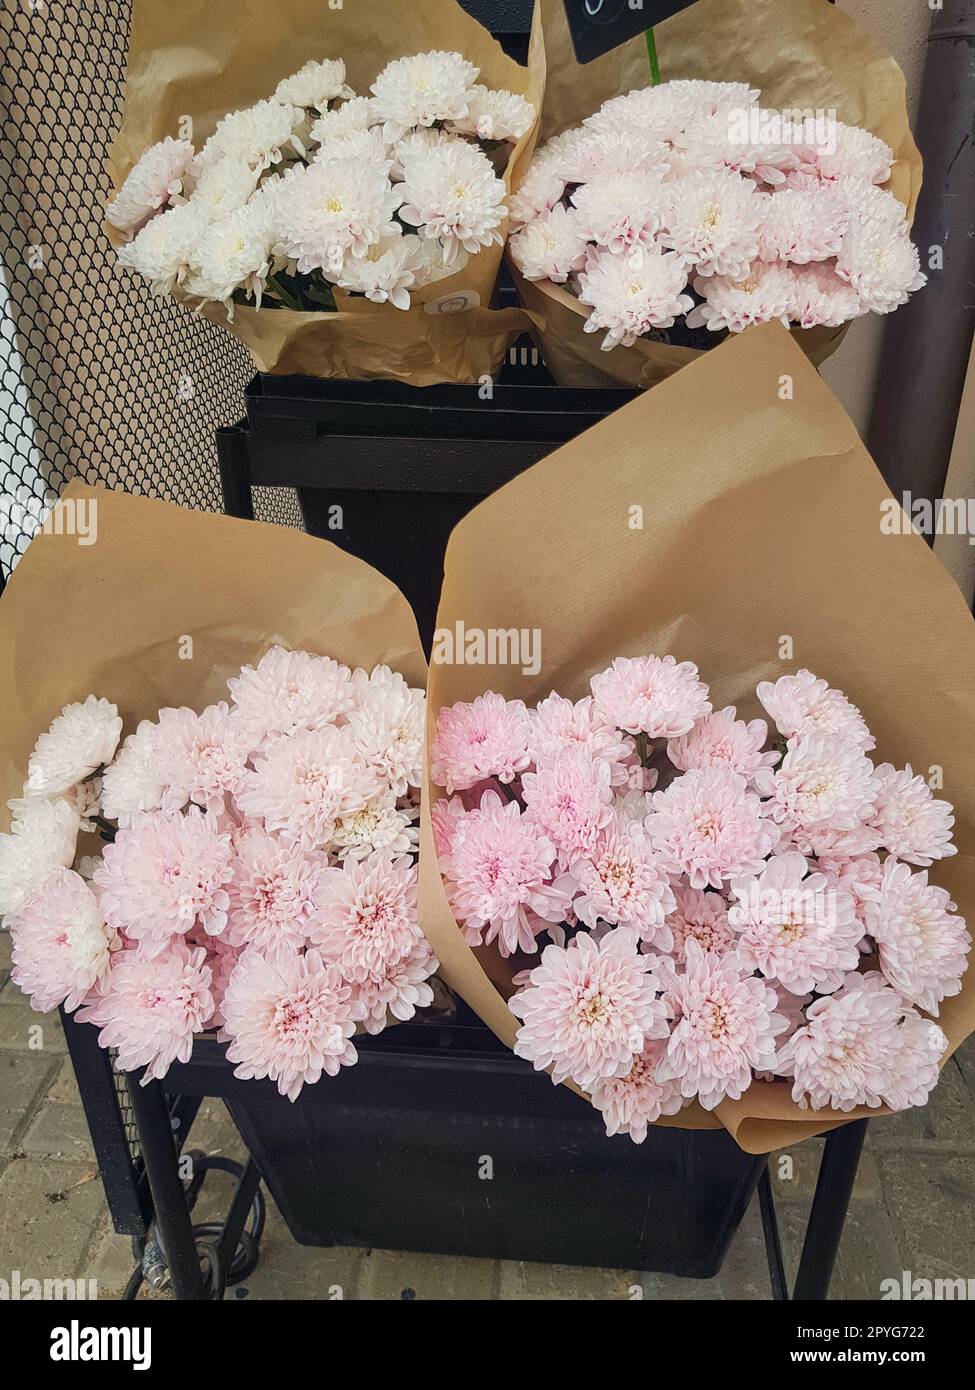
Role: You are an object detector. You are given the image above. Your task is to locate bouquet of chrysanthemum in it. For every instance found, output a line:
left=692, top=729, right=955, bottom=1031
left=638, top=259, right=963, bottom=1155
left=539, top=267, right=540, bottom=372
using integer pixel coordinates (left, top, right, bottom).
left=1, top=650, right=434, bottom=1098
left=512, top=0, right=922, bottom=388
left=0, top=483, right=432, bottom=1099
left=417, top=322, right=975, bottom=1155
left=429, top=664, right=967, bottom=1140
left=105, top=0, right=542, bottom=384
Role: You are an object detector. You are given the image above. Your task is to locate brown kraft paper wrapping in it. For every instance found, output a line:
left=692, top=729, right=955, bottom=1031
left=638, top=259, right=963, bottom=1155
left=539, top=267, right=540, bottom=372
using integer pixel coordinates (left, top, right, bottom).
left=107, top=0, right=545, bottom=385
left=418, top=321, right=975, bottom=1155
left=0, top=484, right=427, bottom=820
left=510, top=0, right=923, bottom=390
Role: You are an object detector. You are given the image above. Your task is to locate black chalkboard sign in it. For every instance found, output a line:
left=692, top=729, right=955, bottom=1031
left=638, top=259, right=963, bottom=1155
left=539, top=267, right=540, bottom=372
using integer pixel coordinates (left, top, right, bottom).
left=562, top=0, right=697, bottom=65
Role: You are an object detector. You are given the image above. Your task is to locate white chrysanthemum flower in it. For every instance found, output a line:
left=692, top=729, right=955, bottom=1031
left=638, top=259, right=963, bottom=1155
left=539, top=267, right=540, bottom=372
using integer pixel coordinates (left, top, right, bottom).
left=798, top=120, right=894, bottom=184
left=660, top=170, right=764, bottom=279
left=560, top=125, right=668, bottom=184
left=313, top=125, right=391, bottom=169
left=661, top=79, right=761, bottom=118
left=676, top=109, right=797, bottom=185
left=195, top=99, right=305, bottom=173
left=335, top=231, right=426, bottom=310
left=583, top=87, right=672, bottom=142
left=24, top=695, right=122, bottom=800
left=187, top=158, right=261, bottom=219
left=346, top=668, right=425, bottom=797
left=835, top=220, right=926, bottom=314
left=508, top=161, right=567, bottom=228
left=0, top=798, right=81, bottom=919
left=100, top=720, right=166, bottom=826
left=331, top=790, right=419, bottom=862
left=184, top=200, right=276, bottom=314
left=117, top=201, right=210, bottom=296
left=274, top=58, right=354, bottom=112
left=370, top=50, right=479, bottom=142
left=413, top=236, right=469, bottom=286
left=685, top=260, right=794, bottom=333
left=106, top=137, right=194, bottom=236
left=786, top=262, right=863, bottom=328
left=278, top=158, right=402, bottom=276
left=389, top=126, right=457, bottom=181
left=757, top=186, right=847, bottom=264
left=509, top=204, right=589, bottom=282
left=446, top=84, right=535, bottom=142
left=247, top=163, right=304, bottom=251
left=833, top=176, right=909, bottom=232
left=570, top=171, right=666, bottom=255
left=309, top=96, right=376, bottom=145
left=399, top=140, right=506, bottom=263
left=579, top=246, right=693, bottom=350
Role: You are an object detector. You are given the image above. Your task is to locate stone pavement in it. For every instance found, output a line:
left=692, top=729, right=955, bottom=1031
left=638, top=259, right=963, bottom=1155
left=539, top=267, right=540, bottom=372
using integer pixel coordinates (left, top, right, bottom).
left=1, top=927, right=973, bottom=1301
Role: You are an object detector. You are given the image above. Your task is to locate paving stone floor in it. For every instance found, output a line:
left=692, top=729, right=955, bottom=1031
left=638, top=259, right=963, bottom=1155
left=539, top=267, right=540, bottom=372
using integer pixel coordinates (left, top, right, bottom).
left=1, top=928, right=973, bottom=1301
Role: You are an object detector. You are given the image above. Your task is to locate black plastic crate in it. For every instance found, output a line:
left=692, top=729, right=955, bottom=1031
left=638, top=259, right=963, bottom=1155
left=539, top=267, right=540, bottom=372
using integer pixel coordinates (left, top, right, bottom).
left=164, top=1005, right=765, bottom=1277
left=238, top=373, right=638, bottom=649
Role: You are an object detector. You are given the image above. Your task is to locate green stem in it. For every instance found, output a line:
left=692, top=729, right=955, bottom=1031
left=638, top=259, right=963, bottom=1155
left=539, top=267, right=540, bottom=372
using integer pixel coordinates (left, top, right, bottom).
left=265, top=273, right=304, bottom=312
left=645, top=28, right=661, bottom=87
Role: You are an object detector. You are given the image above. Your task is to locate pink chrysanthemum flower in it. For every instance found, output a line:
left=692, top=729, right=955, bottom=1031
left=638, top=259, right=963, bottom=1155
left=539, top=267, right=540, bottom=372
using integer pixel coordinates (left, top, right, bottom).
left=570, top=171, right=667, bottom=255
left=728, top=852, right=862, bottom=995
left=153, top=703, right=250, bottom=814
left=225, top=828, right=326, bottom=955
left=685, top=260, right=794, bottom=333
left=667, top=706, right=778, bottom=788
left=777, top=971, right=946, bottom=1112
left=756, top=669, right=874, bottom=751
left=558, top=125, right=667, bottom=183
left=667, top=884, right=736, bottom=963
left=430, top=794, right=468, bottom=858
left=590, top=655, right=710, bottom=739
left=648, top=767, right=776, bottom=890
left=761, top=735, right=878, bottom=852
left=221, top=948, right=364, bottom=1101
left=345, top=668, right=424, bottom=798
left=77, top=941, right=214, bottom=1083
left=818, top=851, right=884, bottom=931
left=529, top=693, right=636, bottom=786
left=570, top=816, right=675, bottom=943
left=187, top=926, right=238, bottom=1030
left=439, top=789, right=572, bottom=957
left=864, top=858, right=970, bottom=1016
left=786, top=262, right=863, bottom=329
left=0, top=798, right=81, bottom=920
left=521, top=747, right=615, bottom=870
left=351, top=934, right=439, bottom=1035
left=510, top=930, right=669, bottom=1090
left=656, top=941, right=787, bottom=1109
left=227, top=646, right=355, bottom=747
left=95, top=809, right=235, bottom=956
left=591, top=1038, right=685, bottom=1143
left=756, top=186, right=846, bottom=264
left=10, top=868, right=118, bottom=1013
left=660, top=169, right=764, bottom=278
left=867, top=763, right=956, bottom=866
left=311, top=850, right=419, bottom=983
left=578, top=246, right=694, bottom=351
left=238, top=725, right=379, bottom=850
left=430, top=692, right=532, bottom=793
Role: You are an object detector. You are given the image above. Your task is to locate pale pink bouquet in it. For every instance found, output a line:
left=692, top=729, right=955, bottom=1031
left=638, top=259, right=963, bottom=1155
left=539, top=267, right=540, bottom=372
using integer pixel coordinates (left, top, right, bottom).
left=510, top=80, right=924, bottom=351
left=431, top=660, right=968, bottom=1143
left=1, top=647, right=436, bottom=1099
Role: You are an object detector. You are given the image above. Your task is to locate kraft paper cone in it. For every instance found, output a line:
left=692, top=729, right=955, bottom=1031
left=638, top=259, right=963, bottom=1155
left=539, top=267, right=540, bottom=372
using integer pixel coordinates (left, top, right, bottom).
left=512, top=0, right=922, bottom=390
left=0, top=484, right=426, bottom=820
left=419, top=321, right=975, bottom=1155
left=107, top=0, right=545, bottom=385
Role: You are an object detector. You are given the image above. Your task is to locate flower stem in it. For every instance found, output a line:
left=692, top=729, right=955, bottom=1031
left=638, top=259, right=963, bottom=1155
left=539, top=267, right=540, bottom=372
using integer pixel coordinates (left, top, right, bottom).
left=645, top=28, right=661, bottom=87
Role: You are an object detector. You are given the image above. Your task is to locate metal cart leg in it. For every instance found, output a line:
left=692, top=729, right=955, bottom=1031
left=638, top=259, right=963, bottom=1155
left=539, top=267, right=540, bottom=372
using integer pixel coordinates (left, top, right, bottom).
left=792, top=1119, right=869, bottom=1301
left=217, top=424, right=255, bottom=521
left=126, top=1073, right=209, bottom=1300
